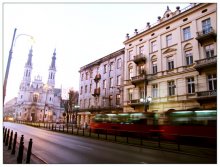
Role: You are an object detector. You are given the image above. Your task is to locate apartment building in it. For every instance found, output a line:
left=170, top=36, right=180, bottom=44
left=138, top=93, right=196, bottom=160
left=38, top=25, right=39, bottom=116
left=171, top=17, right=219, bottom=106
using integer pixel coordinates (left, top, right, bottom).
left=78, top=48, right=124, bottom=124
left=123, top=3, right=217, bottom=120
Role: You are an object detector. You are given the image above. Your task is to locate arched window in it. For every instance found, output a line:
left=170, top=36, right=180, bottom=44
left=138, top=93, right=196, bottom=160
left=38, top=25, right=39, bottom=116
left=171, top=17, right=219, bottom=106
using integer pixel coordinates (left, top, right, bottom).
left=151, top=55, right=157, bottom=74
left=128, top=64, right=133, bottom=79
left=184, top=43, right=193, bottom=65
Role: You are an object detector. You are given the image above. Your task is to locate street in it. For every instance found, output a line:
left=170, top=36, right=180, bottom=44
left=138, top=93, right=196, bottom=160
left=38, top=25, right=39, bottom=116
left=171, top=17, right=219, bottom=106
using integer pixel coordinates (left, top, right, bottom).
left=3, top=122, right=216, bottom=164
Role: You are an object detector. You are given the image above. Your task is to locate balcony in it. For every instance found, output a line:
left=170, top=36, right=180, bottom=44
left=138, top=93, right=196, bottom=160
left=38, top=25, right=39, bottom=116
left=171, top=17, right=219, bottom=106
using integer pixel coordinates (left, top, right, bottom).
left=128, top=99, right=144, bottom=107
left=94, top=74, right=101, bottom=82
left=196, top=90, right=217, bottom=104
left=131, top=74, right=147, bottom=86
left=92, top=87, right=100, bottom=96
left=197, top=90, right=217, bottom=97
left=194, top=55, right=217, bottom=71
left=196, top=27, right=217, bottom=45
left=133, top=53, right=146, bottom=64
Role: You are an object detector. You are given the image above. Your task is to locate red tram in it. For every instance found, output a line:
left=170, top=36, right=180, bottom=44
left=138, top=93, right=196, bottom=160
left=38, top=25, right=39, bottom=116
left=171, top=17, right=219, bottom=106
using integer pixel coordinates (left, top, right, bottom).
left=90, top=110, right=217, bottom=142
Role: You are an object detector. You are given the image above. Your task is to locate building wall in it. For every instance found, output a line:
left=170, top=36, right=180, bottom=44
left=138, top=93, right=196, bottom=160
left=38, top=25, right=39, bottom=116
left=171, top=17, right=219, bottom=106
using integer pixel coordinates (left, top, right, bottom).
left=123, top=3, right=217, bottom=114
left=79, top=48, right=124, bottom=124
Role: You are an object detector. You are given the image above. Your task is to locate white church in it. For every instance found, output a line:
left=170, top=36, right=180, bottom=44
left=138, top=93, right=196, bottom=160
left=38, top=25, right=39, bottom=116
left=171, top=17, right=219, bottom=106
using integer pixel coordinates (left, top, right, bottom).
left=15, top=47, right=64, bottom=122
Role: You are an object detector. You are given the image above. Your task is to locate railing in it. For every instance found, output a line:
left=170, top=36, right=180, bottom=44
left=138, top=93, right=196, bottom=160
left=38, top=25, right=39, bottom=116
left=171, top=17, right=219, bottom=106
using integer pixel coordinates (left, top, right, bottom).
left=196, top=27, right=216, bottom=38
left=195, top=55, right=217, bottom=65
left=197, top=90, right=217, bottom=97
left=131, top=74, right=146, bottom=84
left=133, top=53, right=146, bottom=63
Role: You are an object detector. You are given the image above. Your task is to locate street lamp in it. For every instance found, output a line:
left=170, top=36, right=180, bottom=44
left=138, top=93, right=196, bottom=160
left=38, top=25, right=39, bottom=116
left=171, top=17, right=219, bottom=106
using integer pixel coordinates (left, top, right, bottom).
left=3, top=28, right=34, bottom=104
left=140, top=96, right=152, bottom=112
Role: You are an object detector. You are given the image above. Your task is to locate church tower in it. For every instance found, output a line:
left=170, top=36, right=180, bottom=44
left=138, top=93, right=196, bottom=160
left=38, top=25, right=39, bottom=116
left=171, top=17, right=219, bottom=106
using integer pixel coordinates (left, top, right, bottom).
left=20, top=47, right=33, bottom=90
left=47, top=49, right=56, bottom=87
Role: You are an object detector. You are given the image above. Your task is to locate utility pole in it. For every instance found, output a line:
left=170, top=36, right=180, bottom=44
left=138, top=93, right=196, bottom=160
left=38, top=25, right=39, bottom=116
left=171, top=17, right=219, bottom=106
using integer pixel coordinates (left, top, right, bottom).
left=3, top=28, right=17, bottom=105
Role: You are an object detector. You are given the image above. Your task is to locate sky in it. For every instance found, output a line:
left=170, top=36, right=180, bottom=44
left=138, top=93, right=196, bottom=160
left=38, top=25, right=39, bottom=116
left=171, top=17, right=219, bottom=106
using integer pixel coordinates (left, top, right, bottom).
left=2, top=1, right=192, bottom=103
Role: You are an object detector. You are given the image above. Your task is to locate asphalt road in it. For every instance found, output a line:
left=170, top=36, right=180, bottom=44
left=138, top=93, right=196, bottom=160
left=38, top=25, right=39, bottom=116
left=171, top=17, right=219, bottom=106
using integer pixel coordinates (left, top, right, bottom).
left=3, top=122, right=216, bottom=164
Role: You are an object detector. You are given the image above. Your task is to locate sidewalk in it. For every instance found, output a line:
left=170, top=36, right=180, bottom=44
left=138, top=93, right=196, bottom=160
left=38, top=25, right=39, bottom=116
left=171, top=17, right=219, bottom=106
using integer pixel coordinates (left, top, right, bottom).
left=3, top=143, right=46, bottom=164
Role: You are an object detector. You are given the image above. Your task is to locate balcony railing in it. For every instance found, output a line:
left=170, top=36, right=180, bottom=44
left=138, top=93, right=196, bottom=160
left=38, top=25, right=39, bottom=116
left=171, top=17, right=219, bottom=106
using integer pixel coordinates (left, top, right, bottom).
left=196, top=27, right=217, bottom=45
left=194, top=55, right=217, bottom=70
left=131, top=74, right=147, bottom=85
left=92, top=87, right=100, bottom=96
left=133, top=53, right=146, bottom=64
left=94, top=74, right=101, bottom=82
left=197, top=90, right=217, bottom=97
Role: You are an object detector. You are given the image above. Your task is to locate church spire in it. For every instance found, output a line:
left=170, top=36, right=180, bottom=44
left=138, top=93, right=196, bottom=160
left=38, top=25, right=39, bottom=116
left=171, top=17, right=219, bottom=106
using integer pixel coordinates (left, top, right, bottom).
left=49, top=48, right=56, bottom=70
left=25, top=46, right=33, bottom=67
left=47, top=49, right=57, bottom=87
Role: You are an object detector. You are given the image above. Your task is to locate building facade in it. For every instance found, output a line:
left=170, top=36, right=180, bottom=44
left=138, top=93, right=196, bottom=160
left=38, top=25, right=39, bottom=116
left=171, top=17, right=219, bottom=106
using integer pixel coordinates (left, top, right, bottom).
left=15, top=48, right=64, bottom=122
left=123, top=3, right=217, bottom=121
left=78, top=48, right=124, bottom=125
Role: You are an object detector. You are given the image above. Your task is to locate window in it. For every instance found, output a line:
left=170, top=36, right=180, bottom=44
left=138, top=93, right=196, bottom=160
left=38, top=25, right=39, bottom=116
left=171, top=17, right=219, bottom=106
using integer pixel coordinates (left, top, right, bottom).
left=202, top=18, right=211, bottom=34
left=139, top=65, right=145, bottom=75
left=117, top=58, right=122, bottom=68
left=152, top=84, right=158, bottom=98
left=117, top=75, right=121, bottom=86
left=81, top=73, right=84, bottom=81
left=205, top=44, right=214, bottom=58
left=110, top=62, right=114, bottom=71
left=152, top=62, right=157, bottom=74
left=116, top=94, right=120, bottom=105
left=109, top=95, right=113, bottom=106
left=151, top=41, right=157, bottom=52
left=139, top=46, right=144, bottom=54
left=167, top=57, right=174, bottom=70
left=103, top=80, right=106, bottom=89
left=90, top=70, right=93, bottom=78
left=109, top=78, right=113, bottom=88
left=166, top=34, right=172, bottom=47
left=85, top=85, right=87, bottom=93
left=187, top=77, right=195, bottom=94
left=89, top=84, right=92, bottom=93
left=86, top=72, right=88, bottom=80
left=128, top=89, right=133, bottom=100
left=83, top=99, right=86, bottom=108
left=33, top=93, right=39, bottom=102
left=139, top=87, right=144, bottom=99
left=208, top=74, right=217, bottom=90
left=128, top=65, right=133, bottom=79
left=104, top=64, right=107, bottom=73
left=168, top=81, right=175, bottom=96
left=185, top=51, right=193, bottom=65
left=183, top=27, right=191, bottom=40
left=128, top=50, right=133, bottom=61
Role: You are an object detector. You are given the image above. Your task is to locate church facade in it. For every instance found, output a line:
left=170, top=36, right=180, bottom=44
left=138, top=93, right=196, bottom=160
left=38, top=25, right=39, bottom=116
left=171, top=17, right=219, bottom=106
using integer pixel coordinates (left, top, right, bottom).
left=15, top=48, right=64, bottom=122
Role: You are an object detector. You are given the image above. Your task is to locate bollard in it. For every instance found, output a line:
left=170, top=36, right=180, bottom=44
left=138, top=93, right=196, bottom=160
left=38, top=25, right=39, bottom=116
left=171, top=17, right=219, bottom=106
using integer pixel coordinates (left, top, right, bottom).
left=83, top=128, right=84, bottom=136
left=3, top=126, right=5, bottom=136
left=59, top=125, right=61, bottom=131
left=3, top=128, right=7, bottom=143
left=52, top=124, right=54, bottom=131
left=105, top=129, right=107, bottom=140
left=5, top=129, right=10, bottom=146
left=20, top=135, right=24, bottom=144
left=11, top=132, right=17, bottom=154
left=63, top=125, right=64, bottom=132
left=17, top=141, right=24, bottom=164
left=8, top=130, right=13, bottom=150
left=26, top=139, right=33, bottom=163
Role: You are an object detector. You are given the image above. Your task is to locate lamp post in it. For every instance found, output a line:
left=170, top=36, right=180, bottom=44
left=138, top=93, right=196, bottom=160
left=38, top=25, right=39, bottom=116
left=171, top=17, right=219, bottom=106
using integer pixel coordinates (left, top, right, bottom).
left=3, top=28, right=34, bottom=104
left=140, top=96, right=152, bottom=112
